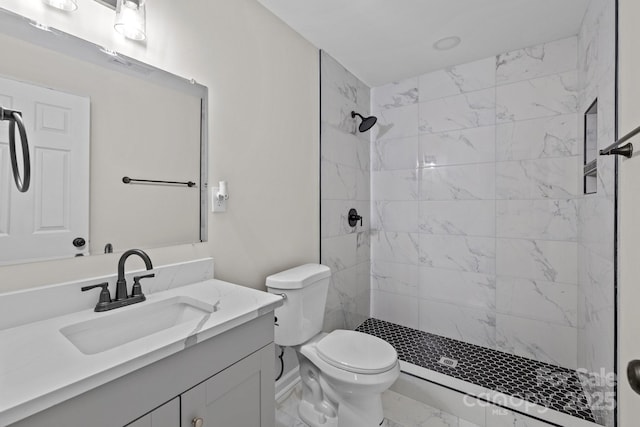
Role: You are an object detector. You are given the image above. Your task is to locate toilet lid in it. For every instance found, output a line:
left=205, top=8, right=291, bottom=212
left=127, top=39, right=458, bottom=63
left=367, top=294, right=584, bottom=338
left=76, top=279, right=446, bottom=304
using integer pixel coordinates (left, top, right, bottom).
left=316, top=330, right=397, bottom=374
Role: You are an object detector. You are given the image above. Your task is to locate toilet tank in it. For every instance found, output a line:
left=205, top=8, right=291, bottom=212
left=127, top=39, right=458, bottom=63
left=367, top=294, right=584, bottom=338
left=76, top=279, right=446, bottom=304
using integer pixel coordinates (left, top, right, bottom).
left=266, top=264, right=331, bottom=347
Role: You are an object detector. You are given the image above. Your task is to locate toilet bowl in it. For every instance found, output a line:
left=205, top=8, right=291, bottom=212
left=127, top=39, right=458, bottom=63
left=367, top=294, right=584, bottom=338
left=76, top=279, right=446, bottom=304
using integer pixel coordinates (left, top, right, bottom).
left=266, top=264, right=400, bottom=427
left=296, top=331, right=400, bottom=427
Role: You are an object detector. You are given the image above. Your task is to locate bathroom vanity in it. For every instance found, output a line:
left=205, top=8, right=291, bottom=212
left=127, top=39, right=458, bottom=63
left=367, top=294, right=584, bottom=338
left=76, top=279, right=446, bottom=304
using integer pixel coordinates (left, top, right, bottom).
left=0, top=259, right=281, bottom=427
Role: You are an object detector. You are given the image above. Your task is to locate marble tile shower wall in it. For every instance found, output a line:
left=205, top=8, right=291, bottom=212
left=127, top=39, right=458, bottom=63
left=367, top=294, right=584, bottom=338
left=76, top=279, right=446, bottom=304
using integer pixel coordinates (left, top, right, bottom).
left=577, top=1, right=616, bottom=425
left=320, top=51, right=371, bottom=331
left=370, top=36, right=581, bottom=369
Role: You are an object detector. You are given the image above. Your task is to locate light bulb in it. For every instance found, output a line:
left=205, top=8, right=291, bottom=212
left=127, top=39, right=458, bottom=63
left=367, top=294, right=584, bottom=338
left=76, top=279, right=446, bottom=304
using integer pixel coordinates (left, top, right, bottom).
left=114, top=0, right=146, bottom=41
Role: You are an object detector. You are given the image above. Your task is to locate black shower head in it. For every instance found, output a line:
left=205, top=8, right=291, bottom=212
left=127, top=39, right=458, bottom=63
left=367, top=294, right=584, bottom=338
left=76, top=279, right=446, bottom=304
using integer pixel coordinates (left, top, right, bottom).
left=351, top=111, right=377, bottom=133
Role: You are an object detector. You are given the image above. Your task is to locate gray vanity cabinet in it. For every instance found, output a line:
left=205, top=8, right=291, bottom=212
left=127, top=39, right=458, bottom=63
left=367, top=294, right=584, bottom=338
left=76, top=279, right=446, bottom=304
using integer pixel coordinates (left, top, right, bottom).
left=10, top=315, right=276, bottom=427
left=181, top=346, right=273, bottom=427
left=126, top=345, right=273, bottom=427
left=126, top=398, right=180, bottom=427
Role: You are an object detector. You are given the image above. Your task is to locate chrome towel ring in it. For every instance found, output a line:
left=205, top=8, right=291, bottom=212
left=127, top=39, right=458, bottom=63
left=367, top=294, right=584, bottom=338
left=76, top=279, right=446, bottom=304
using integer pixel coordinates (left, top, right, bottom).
left=0, top=106, right=30, bottom=192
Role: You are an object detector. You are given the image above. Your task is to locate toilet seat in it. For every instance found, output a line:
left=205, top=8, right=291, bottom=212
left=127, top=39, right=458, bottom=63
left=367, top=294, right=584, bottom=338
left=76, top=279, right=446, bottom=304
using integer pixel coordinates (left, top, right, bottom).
left=315, top=330, right=397, bottom=374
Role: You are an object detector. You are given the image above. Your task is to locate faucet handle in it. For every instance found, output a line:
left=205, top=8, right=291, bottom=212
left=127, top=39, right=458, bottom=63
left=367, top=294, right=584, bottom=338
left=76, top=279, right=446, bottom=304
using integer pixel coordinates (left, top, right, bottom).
left=81, top=282, right=112, bottom=308
left=131, top=273, right=155, bottom=297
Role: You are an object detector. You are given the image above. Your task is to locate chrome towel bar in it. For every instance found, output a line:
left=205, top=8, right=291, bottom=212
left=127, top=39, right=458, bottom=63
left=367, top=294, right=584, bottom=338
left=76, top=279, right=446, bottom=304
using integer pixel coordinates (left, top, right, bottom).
left=600, top=124, right=640, bottom=158
left=122, top=176, right=196, bottom=187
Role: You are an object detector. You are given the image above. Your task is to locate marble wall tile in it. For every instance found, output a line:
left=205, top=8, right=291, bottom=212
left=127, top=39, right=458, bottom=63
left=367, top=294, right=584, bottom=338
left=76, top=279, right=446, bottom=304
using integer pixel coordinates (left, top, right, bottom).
left=496, top=277, right=577, bottom=327
left=577, top=2, right=615, bottom=402
left=372, top=78, right=419, bottom=110
left=419, top=200, right=495, bottom=237
left=419, top=267, right=496, bottom=311
left=496, top=314, right=577, bottom=368
left=596, top=4, right=616, bottom=85
left=579, top=246, right=614, bottom=313
left=355, top=79, right=371, bottom=122
left=419, top=299, right=496, bottom=348
left=495, top=157, right=579, bottom=200
left=419, top=235, right=496, bottom=275
left=419, top=126, right=496, bottom=167
left=372, top=103, right=420, bottom=140
left=320, top=51, right=358, bottom=104
left=596, top=66, right=617, bottom=151
left=372, top=261, right=419, bottom=297
left=419, top=88, right=496, bottom=133
left=496, top=37, right=578, bottom=86
left=323, top=307, right=347, bottom=332
left=372, top=169, right=419, bottom=201
left=355, top=167, right=370, bottom=201
left=390, top=374, right=487, bottom=426
left=321, top=122, right=368, bottom=171
left=321, top=234, right=357, bottom=272
left=578, top=195, right=614, bottom=258
left=420, top=163, right=495, bottom=201
left=372, top=200, right=419, bottom=233
left=371, top=231, right=420, bottom=265
left=321, top=85, right=360, bottom=134
left=496, top=71, right=578, bottom=123
left=496, top=199, right=578, bottom=241
left=382, top=389, right=459, bottom=427
left=367, top=37, right=587, bottom=369
left=495, top=114, right=578, bottom=161
left=496, top=239, right=577, bottom=284
left=372, top=136, right=419, bottom=171
left=419, top=57, right=496, bottom=102
left=321, top=160, right=357, bottom=200
left=578, top=303, right=614, bottom=383
left=321, top=199, right=356, bottom=238
left=326, top=265, right=357, bottom=311
left=356, top=231, right=370, bottom=264
left=371, top=289, right=419, bottom=329
left=320, top=53, right=371, bottom=335
left=485, top=406, right=554, bottom=427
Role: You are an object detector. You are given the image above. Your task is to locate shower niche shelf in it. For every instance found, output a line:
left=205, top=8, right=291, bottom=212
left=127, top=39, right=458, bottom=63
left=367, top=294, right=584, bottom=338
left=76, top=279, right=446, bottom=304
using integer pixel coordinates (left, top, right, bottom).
left=583, top=99, right=598, bottom=194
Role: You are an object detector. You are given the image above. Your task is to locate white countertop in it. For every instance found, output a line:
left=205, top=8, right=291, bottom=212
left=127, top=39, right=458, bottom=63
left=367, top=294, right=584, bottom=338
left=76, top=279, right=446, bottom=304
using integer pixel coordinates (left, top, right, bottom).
left=0, top=278, right=282, bottom=426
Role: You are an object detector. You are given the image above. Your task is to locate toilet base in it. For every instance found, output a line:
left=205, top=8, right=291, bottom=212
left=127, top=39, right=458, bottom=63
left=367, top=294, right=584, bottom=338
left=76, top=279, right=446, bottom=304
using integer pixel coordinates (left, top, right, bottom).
left=298, top=399, right=338, bottom=427
left=296, top=355, right=388, bottom=427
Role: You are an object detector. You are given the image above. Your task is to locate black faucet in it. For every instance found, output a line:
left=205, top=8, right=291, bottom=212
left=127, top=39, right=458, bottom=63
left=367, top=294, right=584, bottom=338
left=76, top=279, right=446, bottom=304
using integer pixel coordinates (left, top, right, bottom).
left=82, top=249, right=155, bottom=312
left=115, top=249, right=153, bottom=301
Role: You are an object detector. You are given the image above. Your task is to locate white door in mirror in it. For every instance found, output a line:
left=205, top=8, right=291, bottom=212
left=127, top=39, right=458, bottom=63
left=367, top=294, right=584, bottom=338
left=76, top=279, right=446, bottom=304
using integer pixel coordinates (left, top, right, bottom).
left=0, top=76, right=90, bottom=265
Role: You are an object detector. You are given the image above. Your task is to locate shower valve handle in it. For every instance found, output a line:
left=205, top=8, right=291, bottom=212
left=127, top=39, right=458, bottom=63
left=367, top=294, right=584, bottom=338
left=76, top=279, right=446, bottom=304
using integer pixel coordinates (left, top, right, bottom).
left=348, top=208, right=363, bottom=227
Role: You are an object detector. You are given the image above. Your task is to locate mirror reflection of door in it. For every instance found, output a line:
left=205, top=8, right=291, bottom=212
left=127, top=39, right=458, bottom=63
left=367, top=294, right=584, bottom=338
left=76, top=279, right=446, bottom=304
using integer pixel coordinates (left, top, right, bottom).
left=0, top=76, right=90, bottom=265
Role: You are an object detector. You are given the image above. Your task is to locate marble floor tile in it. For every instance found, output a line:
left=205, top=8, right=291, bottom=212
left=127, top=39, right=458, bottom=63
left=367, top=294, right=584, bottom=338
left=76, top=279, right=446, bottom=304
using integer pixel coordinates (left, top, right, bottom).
left=275, top=383, right=461, bottom=427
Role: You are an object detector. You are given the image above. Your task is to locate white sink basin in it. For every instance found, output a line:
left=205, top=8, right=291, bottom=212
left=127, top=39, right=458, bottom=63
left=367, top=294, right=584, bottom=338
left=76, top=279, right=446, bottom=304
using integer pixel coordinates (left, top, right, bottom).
left=60, top=296, right=215, bottom=355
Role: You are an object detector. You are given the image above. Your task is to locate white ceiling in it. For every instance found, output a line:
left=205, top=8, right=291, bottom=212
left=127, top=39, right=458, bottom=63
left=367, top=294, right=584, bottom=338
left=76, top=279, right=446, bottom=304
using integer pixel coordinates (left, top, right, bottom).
left=257, top=0, right=590, bottom=87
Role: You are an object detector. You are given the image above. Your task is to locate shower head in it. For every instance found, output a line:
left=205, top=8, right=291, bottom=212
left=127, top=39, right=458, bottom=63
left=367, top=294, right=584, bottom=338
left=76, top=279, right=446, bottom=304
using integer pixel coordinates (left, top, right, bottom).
left=351, top=111, right=377, bottom=133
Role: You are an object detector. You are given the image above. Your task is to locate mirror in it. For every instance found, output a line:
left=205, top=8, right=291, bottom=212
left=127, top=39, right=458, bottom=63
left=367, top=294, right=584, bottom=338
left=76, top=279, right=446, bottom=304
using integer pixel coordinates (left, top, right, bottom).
left=0, top=8, right=208, bottom=266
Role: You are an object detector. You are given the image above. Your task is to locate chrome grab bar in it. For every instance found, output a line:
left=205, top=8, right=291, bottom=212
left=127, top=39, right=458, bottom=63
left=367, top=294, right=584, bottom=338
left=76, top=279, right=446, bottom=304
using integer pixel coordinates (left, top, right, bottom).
left=600, top=124, right=640, bottom=158
left=0, top=106, right=30, bottom=192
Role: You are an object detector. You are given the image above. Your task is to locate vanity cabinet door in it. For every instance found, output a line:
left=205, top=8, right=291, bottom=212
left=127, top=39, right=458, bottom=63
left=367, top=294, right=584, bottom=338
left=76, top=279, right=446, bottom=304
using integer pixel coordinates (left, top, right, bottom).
left=126, top=397, right=180, bottom=427
left=181, top=345, right=274, bottom=427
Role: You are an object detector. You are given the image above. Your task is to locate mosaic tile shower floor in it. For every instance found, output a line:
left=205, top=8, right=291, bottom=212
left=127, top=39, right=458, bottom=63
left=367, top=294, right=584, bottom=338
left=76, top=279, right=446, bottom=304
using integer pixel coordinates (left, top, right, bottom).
left=355, top=318, right=595, bottom=423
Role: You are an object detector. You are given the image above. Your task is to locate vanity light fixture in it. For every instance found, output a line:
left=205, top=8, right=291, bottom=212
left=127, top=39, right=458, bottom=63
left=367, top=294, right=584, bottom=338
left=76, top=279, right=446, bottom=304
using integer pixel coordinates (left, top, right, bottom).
left=114, top=0, right=147, bottom=41
left=41, top=0, right=78, bottom=12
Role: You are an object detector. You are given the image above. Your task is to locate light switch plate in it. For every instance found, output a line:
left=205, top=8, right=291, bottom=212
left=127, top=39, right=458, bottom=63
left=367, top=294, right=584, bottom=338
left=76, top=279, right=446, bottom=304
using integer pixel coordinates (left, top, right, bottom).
left=211, top=187, right=226, bottom=212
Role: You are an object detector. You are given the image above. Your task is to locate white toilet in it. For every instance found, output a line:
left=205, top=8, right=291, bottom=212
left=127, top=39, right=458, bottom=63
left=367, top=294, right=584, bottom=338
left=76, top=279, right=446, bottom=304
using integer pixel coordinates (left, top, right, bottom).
left=267, top=264, right=400, bottom=427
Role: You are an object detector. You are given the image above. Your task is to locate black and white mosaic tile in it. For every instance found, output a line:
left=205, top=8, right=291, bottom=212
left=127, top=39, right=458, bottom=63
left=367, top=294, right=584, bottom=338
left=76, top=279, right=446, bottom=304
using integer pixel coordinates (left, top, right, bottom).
left=356, top=318, right=596, bottom=423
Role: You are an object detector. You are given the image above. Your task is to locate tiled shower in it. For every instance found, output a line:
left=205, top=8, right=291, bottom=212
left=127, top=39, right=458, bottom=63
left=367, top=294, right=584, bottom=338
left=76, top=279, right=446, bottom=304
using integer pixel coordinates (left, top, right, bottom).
left=320, top=0, right=615, bottom=425
left=370, top=35, right=581, bottom=368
